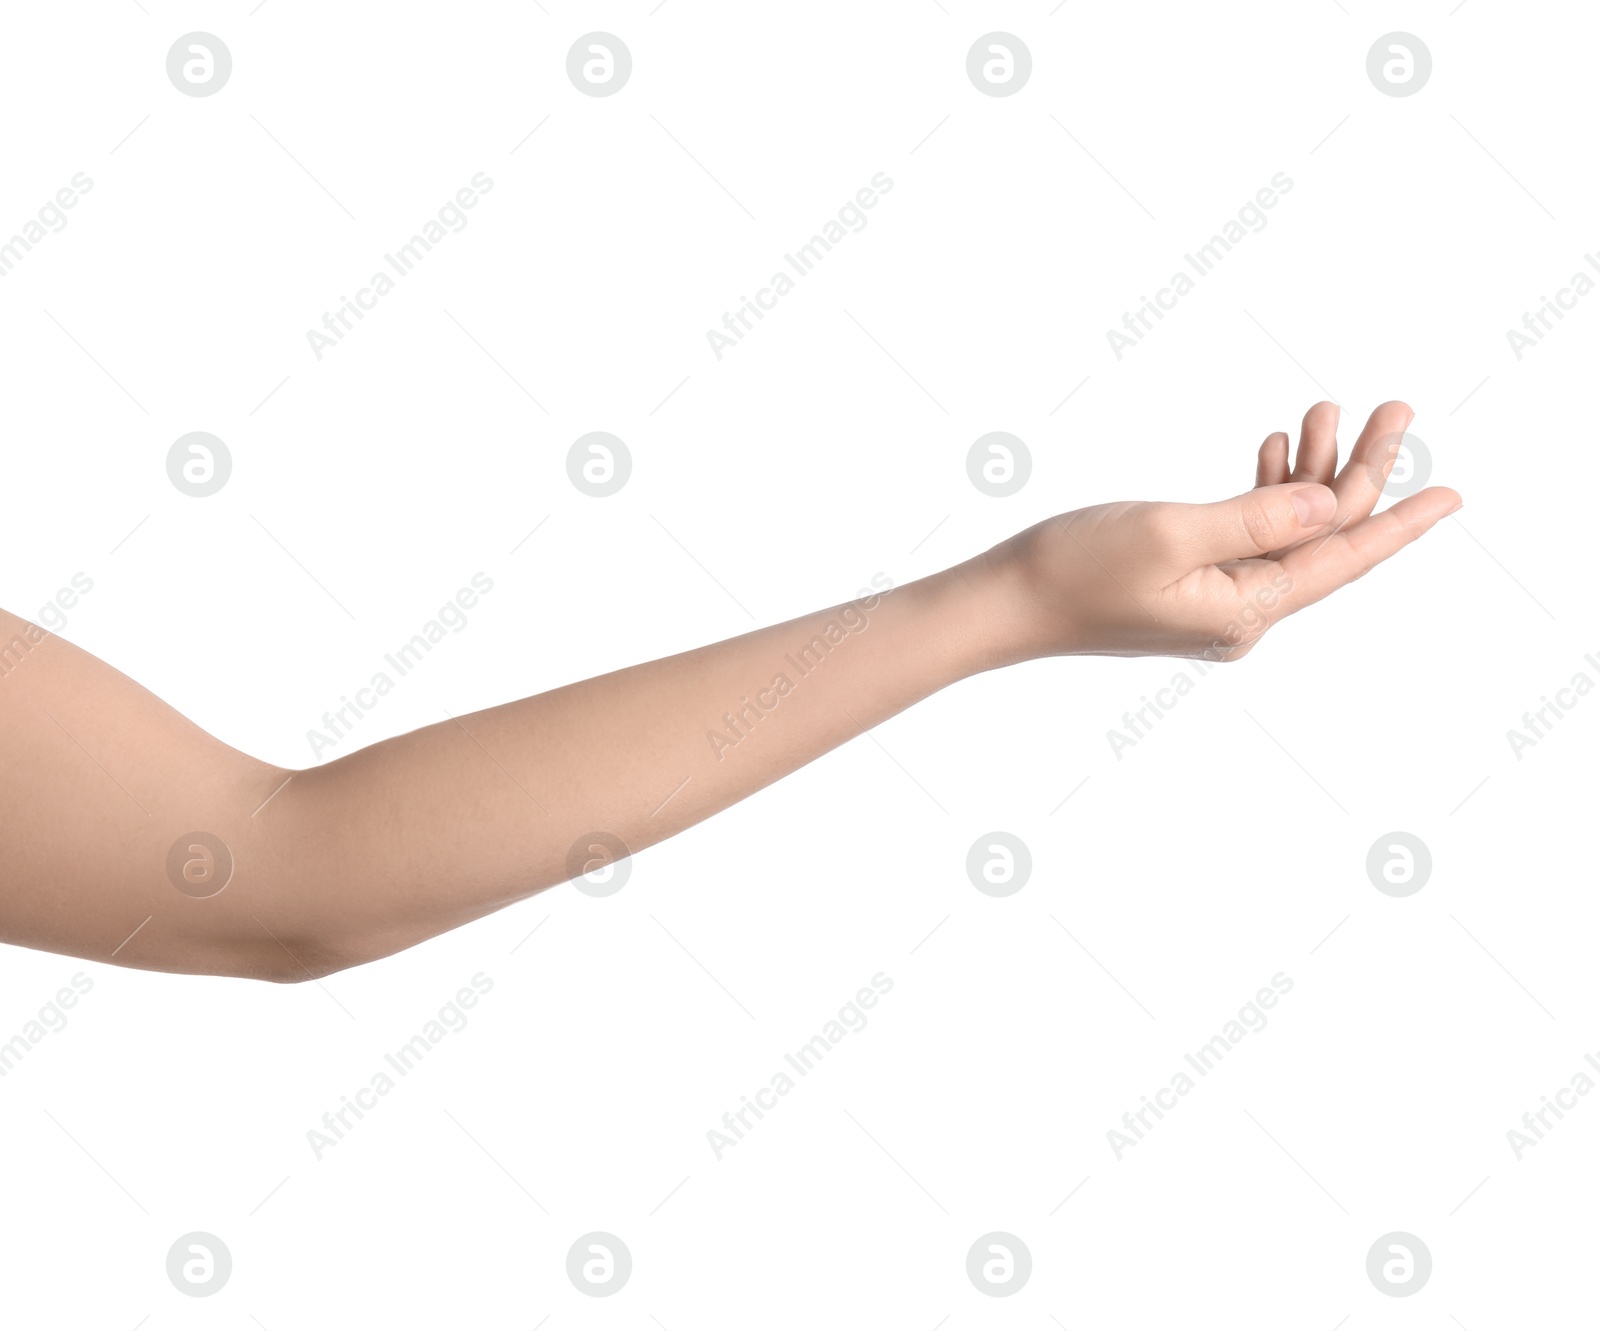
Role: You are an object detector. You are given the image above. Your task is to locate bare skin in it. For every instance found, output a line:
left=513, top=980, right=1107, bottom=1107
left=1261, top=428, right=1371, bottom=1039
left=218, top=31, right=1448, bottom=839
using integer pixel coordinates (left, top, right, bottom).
left=0, top=401, right=1458, bottom=982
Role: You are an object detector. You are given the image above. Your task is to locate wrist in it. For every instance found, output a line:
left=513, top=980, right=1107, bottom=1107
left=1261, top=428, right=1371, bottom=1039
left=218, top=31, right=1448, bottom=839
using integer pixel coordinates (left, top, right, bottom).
left=923, top=545, right=1051, bottom=677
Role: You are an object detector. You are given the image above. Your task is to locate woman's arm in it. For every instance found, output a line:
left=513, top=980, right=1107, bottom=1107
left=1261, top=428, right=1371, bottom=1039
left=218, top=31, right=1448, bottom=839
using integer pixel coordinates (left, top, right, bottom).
left=0, top=401, right=1457, bottom=981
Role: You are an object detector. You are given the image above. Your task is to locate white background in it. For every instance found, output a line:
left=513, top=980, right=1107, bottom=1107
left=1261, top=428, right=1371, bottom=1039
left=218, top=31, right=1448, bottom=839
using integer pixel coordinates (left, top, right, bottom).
left=0, top=1, right=1592, bottom=1325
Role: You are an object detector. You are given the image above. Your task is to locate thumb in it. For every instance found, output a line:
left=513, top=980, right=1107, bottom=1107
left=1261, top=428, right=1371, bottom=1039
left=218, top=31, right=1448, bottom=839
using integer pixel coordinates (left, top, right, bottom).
left=1182, top=483, right=1337, bottom=564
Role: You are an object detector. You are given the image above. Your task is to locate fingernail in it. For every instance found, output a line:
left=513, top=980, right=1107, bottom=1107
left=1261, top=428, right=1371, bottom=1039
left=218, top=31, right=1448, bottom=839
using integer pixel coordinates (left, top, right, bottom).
left=1290, top=485, right=1336, bottom=527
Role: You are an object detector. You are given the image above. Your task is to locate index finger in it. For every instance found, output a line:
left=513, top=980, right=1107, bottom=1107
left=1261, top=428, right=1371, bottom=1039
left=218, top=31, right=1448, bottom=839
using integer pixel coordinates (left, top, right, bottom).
left=1267, top=486, right=1462, bottom=617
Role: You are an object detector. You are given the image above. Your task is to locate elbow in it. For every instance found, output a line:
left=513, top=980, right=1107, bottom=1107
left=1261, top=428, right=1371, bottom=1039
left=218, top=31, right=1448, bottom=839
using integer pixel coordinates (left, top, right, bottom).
left=255, top=954, right=353, bottom=985
left=220, top=923, right=367, bottom=986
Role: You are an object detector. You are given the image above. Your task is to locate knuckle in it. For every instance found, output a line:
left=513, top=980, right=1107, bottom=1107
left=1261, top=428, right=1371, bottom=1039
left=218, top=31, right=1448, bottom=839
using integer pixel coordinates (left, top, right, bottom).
left=1235, top=498, right=1279, bottom=554
left=1132, top=505, right=1180, bottom=560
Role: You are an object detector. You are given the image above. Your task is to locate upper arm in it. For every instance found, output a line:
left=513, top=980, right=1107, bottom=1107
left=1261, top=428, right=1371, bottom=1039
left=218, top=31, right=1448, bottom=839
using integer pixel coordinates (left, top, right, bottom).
left=0, top=606, right=301, bottom=980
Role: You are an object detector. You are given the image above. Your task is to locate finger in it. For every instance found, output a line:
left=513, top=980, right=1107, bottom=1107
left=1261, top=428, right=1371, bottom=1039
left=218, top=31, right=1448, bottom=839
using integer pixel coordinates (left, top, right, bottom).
left=1255, top=432, right=1290, bottom=487
left=1172, top=482, right=1338, bottom=567
left=1291, top=401, right=1340, bottom=485
left=1271, top=486, right=1462, bottom=615
left=1326, top=399, right=1414, bottom=528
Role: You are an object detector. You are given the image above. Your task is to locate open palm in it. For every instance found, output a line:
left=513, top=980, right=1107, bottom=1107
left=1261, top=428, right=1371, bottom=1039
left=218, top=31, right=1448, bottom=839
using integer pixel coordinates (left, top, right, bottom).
left=990, top=400, right=1462, bottom=661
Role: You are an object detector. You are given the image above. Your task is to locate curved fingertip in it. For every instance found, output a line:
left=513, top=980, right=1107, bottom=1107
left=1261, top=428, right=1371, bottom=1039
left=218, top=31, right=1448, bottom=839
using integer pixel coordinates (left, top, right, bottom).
left=1300, top=400, right=1340, bottom=440
left=1293, top=402, right=1340, bottom=485
left=1369, top=399, right=1416, bottom=434
left=1414, top=483, right=1460, bottom=505
left=1255, top=431, right=1290, bottom=487
left=1389, top=485, right=1463, bottom=532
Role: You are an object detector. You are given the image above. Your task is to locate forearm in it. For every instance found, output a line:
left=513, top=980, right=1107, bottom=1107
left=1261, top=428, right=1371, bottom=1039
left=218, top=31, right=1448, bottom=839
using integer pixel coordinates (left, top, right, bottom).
left=269, top=557, right=1010, bottom=969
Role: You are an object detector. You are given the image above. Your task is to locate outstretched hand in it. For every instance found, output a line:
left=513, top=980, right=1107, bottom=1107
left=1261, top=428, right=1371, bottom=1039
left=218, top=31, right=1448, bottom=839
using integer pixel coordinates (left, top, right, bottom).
left=988, top=400, right=1461, bottom=661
